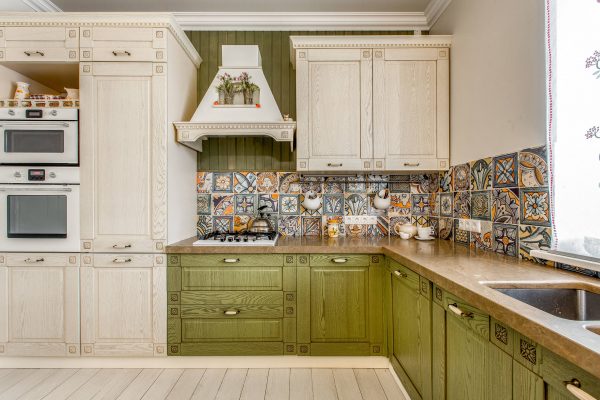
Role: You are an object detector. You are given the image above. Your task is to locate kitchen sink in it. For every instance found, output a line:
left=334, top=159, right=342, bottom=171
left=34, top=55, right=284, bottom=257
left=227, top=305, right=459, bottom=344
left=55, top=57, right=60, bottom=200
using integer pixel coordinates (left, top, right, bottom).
left=494, top=288, right=600, bottom=321
left=585, top=326, right=600, bottom=335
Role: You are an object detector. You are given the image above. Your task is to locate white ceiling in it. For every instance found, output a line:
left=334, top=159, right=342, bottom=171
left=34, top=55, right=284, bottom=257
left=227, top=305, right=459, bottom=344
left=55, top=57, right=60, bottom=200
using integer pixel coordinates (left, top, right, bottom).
left=49, top=0, right=430, bottom=13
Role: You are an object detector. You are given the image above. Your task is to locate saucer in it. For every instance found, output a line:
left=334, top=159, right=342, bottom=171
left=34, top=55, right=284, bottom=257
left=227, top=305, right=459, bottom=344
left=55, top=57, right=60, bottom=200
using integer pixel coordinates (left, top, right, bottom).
left=415, top=235, right=434, bottom=241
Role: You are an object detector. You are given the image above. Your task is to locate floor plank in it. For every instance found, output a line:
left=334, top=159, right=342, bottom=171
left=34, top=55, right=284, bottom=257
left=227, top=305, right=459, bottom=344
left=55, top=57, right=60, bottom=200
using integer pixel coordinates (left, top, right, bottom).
left=92, top=368, right=142, bottom=400
left=165, top=369, right=206, bottom=400
left=215, top=369, right=248, bottom=400
left=44, top=369, right=100, bottom=400
left=240, top=368, right=268, bottom=400
left=290, top=369, right=313, bottom=400
left=353, top=369, right=387, bottom=400
left=0, top=369, right=35, bottom=393
left=311, top=369, right=338, bottom=400
left=117, top=369, right=163, bottom=400
left=141, top=369, right=184, bottom=400
left=265, top=368, right=290, bottom=400
left=375, top=369, right=407, bottom=400
left=190, top=368, right=226, bottom=400
left=332, top=369, right=362, bottom=400
left=0, top=369, right=15, bottom=380
left=19, top=369, right=78, bottom=400
left=0, top=369, right=55, bottom=400
left=67, top=369, right=126, bottom=400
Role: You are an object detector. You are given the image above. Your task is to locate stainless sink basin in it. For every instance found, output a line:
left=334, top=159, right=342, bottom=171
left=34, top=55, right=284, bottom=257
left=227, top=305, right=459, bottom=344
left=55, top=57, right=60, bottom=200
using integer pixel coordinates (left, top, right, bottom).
left=495, top=288, right=600, bottom=321
left=586, top=326, right=600, bottom=335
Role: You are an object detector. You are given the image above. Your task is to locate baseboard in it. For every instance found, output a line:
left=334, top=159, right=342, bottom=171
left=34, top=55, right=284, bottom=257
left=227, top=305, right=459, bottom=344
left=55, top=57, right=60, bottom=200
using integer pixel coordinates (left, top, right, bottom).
left=0, top=355, right=391, bottom=369
left=388, top=364, right=413, bottom=400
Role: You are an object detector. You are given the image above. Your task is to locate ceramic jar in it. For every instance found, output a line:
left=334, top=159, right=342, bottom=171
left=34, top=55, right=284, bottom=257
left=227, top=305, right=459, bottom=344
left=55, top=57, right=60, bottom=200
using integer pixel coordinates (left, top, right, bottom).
left=14, top=82, right=30, bottom=99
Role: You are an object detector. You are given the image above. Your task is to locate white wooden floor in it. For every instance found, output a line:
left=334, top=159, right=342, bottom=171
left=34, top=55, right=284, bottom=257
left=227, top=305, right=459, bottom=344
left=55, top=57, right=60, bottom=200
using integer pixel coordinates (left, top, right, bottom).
left=0, top=368, right=407, bottom=400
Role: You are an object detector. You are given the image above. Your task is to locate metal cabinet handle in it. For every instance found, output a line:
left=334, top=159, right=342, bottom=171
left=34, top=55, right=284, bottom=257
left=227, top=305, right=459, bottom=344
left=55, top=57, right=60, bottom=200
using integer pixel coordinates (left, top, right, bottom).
left=448, top=303, right=474, bottom=319
left=327, top=163, right=343, bottom=167
left=24, top=51, right=44, bottom=57
left=566, top=379, right=597, bottom=400
left=224, top=309, right=240, bottom=316
left=223, top=258, right=240, bottom=263
left=112, top=244, right=132, bottom=249
left=24, top=257, right=44, bottom=263
left=403, top=162, right=421, bottom=167
left=394, top=270, right=408, bottom=278
left=112, top=258, right=132, bottom=264
left=331, top=258, right=348, bottom=263
left=112, top=50, right=131, bottom=56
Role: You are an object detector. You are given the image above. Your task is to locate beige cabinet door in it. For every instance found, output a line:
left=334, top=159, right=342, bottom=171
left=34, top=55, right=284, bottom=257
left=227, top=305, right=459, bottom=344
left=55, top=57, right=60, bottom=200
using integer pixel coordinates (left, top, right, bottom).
left=0, top=26, right=79, bottom=62
left=0, top=253, right=80, bottom=357
left=79, top=62, right=167, bottom=253
left=373, top=48, right=450, bottom=171
left=79, top=253, right=167, bottom=356
left=296, top=48, right=373, bottom=171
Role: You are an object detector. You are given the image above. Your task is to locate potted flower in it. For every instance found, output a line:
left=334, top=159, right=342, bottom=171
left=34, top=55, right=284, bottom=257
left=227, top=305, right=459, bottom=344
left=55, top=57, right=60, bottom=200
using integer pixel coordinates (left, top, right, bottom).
left=238, top=72, right=260, bottom=105
left=215, top=73, right=237, bottom=104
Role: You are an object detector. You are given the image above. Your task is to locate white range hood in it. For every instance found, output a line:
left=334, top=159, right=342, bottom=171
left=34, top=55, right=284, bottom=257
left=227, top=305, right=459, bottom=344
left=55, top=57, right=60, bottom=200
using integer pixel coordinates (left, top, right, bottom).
left=174, top=45, right=296, bottom=152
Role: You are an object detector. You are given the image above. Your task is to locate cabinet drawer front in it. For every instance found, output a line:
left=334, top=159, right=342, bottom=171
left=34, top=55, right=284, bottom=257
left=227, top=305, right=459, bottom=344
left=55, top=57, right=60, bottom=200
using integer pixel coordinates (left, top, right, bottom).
left=87, top=253, right=159, bottom=268
left=182, top=267, right=283, bottom=291
left=443, top=292, right=489, bottom=338
left=91, top=47, right=164, bottom=62
left=89, top=27, right=156, bottom=42
left=3, top=27, right=74, bottom=42
left=309, top=254, right=370, bottom=267
left=384, top=158, right=446, bottom=171
left=85, top=238, right=162, bottom=254
left=542, top=350, right=600, bottom=399
left=5, top=253, right=79, bottom=267
left=3, top=47, right=78, bottom=62
left=181, top=291, right=283, bottom=305
left=307, top=158, right=367, bottom=172
left=181, top=304, right=283, bottom=319
left=389, top=260, right=420, bottom=291
left=181, top=254, right=284, bottom=267
left=182, top=319, right=283, bottom=342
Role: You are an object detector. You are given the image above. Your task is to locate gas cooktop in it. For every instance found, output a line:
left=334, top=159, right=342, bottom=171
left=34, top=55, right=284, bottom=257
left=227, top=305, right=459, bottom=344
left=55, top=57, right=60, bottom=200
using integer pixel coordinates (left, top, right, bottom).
left=192, top=231, right=279, bottom=246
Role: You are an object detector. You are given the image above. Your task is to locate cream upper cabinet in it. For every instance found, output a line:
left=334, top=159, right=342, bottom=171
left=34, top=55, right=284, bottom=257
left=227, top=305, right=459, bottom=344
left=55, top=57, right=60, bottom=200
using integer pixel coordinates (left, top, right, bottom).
left=373, top=48, right=450, bottom=171
left=0, top=26, right=79, bottom=62
left=79, top=27, right=168, bottom=63
left=291, top=36, right=451, bottom=172
left=295, top=48, right=373, bottom=171
left=0, top=254, right=80, bottom=357
left=79, top=62, right=168, bottom=253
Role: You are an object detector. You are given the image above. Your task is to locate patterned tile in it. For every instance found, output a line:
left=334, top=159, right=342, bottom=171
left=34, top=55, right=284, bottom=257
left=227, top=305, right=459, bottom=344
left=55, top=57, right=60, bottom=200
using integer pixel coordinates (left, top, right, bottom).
left=235, top=194, right=256, bottom=216
left=258, top=194, right=279, bottom=213
left=519, top=146, right=548, bottom=187
left=390, top=216, right=411, bottom=236
left=324, top=177, right=345, bottom=194
left=439, top=168, right=452, bottom=193
left=454, top=218, right=470, bottom=245
left=453, top=192, right=471, bottom=219
left=411, top=174, right=439, bottom=194
left=212, top=172, right=233, bottom=192
left=439, top=217, right=454, bottom=240
left=300, top=194, right=323, bottom=216
left=430, top=192, right=440, bottom=216
left=440, top=193, right=453, bottom=217
left=212, top=194, right=234, bottom=216
left=429, top=217, right=440, bottom=238
left=411, top=194, right=431, bottom=216
left=369, top=217, right=390, bottom=237
left=470, top=157, right=492, bottom=190
left=390, top=193, right=411, bottom=217
left=213, top=216, right=233, bottom=233
left=493, top=153, right=518, bottom=188
left=452, top=163, right=470, bottom=192
left=470, top=221, right=493, bottom=251
left=390, top=175, right=411, bottom=193
left=278, top=173, right=302, bottom=194
left=493, top=223, right=518, bottom=257
left=302, top=217, right=322, bottom=236
left=367, top=175, right=389, bottom=194
left=233, top=215, right=251, bottom=233
left=197, top=194, right=211, bottom=215
left=556, top=263, right=599, bottom=278
left=323, top=194, right=344, bottom=216
left=278, top=216, right=301, bottom=236
left=346, top=176, right=367, bottom=193
left=256, top=172, right=279, bottom=193
left=471, top=191, right=492, bottom=221
left=301, top=177, right=324, bottom=194
left=519, top=225, right=553, bottom=264
left=344, top=194, right=368, bottom=215
left=492, top=188, right=520, bottom=224
left=279, top=194, right=300, bottom=215
left=197, top=172, right=213, bottom=193
left=346, top=224, right=367, bottom=238
left=368, top=194, right=388, bottom=217
left=520, top=188, right=551, bottom=227
left=412, top=215, right=430, bottom=228
left=196, top=215, right=213, bottom=237
left=233, top=171, right=257, bottom=193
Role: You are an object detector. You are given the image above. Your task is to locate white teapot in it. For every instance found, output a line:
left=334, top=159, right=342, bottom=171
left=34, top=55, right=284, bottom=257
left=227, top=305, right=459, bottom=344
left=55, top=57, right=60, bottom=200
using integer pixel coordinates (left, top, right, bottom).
left=373, top=189, right=391, bottom=210
left=301, top=190, right=321, bottom=211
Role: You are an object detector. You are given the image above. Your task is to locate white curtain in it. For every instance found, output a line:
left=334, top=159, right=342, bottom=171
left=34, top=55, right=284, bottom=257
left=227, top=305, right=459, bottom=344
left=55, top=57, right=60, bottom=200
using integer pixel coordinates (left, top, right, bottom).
left=549, top=0, right=600, bottom=259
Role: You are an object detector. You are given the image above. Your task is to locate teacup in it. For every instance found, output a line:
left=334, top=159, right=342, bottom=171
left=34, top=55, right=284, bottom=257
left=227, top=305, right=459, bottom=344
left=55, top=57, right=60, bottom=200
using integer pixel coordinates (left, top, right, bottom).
left=417, top=226, right=434, bottom=239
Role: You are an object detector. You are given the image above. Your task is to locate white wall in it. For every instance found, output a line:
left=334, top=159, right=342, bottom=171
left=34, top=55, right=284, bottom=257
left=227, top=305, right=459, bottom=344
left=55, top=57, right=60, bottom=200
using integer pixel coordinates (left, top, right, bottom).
left=431, top=0, right=547, bottom=165
left=0, top=65, right=59, bottom=98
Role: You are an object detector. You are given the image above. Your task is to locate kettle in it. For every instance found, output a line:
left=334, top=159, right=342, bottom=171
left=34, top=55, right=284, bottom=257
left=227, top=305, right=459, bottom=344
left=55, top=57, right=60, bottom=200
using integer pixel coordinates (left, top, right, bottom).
left=248, top=205, right=274, bottom=233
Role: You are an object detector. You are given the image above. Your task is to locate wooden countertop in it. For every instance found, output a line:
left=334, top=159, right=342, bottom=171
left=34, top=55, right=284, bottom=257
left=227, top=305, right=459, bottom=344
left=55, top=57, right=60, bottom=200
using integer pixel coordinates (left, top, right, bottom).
left=167, top=236, right=600, bottom=378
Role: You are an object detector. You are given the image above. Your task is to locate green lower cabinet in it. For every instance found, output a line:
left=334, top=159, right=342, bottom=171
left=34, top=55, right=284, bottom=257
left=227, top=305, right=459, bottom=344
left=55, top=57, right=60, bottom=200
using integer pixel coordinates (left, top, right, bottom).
left=486, top=342, right=513, bottom=400
left=513, top=360, right=544, bottom=400
left=431, top=299, right=446, bottom=400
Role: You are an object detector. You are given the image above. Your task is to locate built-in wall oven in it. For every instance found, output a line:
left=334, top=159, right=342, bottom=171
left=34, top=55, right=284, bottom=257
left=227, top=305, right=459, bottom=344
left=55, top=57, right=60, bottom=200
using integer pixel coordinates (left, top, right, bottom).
left=0, top=166, right=79, bottom=252
left=0, top=108, right=78, bottom=165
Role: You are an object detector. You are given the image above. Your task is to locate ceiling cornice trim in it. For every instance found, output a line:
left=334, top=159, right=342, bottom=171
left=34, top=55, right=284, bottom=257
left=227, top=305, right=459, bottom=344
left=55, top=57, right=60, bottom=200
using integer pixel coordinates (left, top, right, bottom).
left=174, top=12, right=430, bottom=31
left=22, top=0, right=62, bottom=12
left=424, top=0, right=452, bottom=28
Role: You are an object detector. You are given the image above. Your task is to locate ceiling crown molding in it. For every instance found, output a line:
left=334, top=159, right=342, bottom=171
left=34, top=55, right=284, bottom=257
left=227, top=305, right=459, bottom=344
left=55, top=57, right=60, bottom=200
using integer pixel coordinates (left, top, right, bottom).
left=22, top=0, right=62, bottom=12
left=424, top=0, right=452, bottom=28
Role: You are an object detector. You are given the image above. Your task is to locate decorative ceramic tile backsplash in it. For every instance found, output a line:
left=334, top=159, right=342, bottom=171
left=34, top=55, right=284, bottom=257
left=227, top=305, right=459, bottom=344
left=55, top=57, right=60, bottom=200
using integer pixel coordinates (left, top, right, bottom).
left=196, top=145, right=598, bottom=278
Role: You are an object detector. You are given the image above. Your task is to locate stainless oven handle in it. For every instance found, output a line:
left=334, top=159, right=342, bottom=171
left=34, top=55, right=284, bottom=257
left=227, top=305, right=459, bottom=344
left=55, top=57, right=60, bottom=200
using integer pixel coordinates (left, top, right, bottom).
left=0, top=122, right=71, bottom=128
left=0, top=187, right=73, bottom=192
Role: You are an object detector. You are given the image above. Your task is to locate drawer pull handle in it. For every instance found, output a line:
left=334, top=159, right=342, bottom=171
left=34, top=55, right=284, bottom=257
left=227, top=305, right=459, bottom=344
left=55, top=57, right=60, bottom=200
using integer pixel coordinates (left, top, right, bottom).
left=448, top=303, right=474, bottom=319
left=223, top=258, right=240, bottom=263
left=224, top=309, right=240, bottom=316
left=112, top=50, right=131, bottom=56
left=112, top=258, right=132, bottom=264
left=331, top=258, right=348, bottom=263
left=327, top=163, right=343, bottom=167
left=565, top=379, right=597, bottom=400
left=24, top=51, right=44, bottom=57
left=403, top=162, right=421, bottom=167
left=394, top=270, right=408, bottom=278
left=112, top=243, right=132, bottom=249
left=24, top=257, right=44, bottom=263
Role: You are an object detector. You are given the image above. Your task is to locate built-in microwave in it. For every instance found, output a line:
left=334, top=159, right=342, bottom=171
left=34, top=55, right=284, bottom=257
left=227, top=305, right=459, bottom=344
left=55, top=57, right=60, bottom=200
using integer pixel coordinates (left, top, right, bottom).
left=0, top=108, right=78, bottom=165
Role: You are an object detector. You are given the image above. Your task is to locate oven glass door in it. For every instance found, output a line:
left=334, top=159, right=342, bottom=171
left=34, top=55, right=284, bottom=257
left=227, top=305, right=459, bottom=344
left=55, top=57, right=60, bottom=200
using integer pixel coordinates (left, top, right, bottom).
left=7, top=194, right=68, bottom=238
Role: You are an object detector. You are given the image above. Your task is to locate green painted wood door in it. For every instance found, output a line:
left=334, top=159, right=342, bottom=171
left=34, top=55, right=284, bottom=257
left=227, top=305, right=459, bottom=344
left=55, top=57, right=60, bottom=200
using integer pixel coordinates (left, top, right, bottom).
left=391, top=269, right=432, bottom=400
left=513, top=360, right=545, bottom=400
left=310, top=266, right=368, bottom=342
left=486, top=342, right=513, bottom=400
left=546, top=386, right=573, bottom=400
left=432, top=301, right=446, bottom=400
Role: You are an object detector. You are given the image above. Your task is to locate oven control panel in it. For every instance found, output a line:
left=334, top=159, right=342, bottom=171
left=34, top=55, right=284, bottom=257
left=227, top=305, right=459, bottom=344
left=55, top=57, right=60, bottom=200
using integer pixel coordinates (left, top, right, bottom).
left=28, top=169, right=46, bottom=181
left=0, top=166, right=80, bottom=184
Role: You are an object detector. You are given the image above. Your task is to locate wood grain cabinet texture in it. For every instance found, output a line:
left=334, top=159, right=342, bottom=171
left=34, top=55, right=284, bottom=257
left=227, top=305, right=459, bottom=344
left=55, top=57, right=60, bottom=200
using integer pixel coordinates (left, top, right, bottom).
left=0, top=26, right=80, bottom=62
left=0, top=253, right=80, bottom=357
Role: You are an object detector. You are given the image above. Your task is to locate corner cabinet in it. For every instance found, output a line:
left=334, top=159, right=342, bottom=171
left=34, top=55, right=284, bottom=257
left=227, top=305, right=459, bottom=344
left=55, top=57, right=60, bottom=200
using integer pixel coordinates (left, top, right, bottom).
left=291, top=36, right=451, bottom=172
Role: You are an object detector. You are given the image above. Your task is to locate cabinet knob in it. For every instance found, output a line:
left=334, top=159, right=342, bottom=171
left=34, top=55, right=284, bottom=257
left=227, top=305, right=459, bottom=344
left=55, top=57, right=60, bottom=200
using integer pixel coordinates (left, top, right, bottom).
left=331, top=258, right=348, bottom=264
left=223, top=258, right=240, bottom=263
left=448, top=303, right=474, bottom=319
left=565, top=379, right=598, bottom=400
left=224, top=309, right=240, bottom=316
